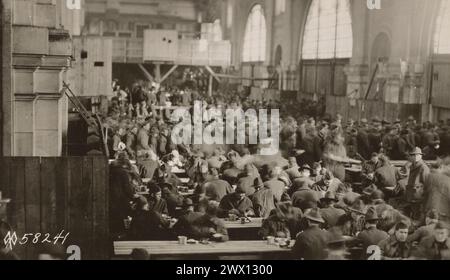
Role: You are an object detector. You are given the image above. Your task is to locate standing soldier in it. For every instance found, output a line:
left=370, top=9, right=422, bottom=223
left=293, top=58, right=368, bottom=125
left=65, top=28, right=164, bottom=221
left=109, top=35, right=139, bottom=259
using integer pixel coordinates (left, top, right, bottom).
left=357, top=118, right=372, bottom=160
left=126, top=126, right=139, bottom=160
left=369, top=117, right=382, bottom=155
left=405, top=148, right=430, bottom=221
left=136, top=121, right=151, bottom=154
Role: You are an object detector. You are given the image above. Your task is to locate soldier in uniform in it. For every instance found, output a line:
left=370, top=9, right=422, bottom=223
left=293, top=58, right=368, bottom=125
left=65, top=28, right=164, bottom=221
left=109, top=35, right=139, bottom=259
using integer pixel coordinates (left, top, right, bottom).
left=368, top=117, right=382, bottom=155
left=405, top=148, right=430, bottom=221
left=357, top=118, right=372, bottom=160
left=125, top=126, right=138, bottom=160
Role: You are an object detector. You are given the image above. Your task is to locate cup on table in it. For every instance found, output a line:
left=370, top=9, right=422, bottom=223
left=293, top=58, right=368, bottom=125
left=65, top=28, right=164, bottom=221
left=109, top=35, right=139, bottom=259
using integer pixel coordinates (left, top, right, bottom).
left=178, top=236, right=188, bottom=245
left=240, top=217, right=247, bottom=224
left=267, top=236, right=275, bottom=245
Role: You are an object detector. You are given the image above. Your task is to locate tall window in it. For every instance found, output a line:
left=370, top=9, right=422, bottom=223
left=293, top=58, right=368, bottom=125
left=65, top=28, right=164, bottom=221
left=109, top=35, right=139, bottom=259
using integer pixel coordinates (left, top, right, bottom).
left=430, top=0, right=450, bottom=110
left=227, top=0, right=233, bottom=28
left=301, top=0, right=352, bottom=59
left=275, top=0, right=286, bottom=15
left=434, top=0, right=450, bottom=54
left=242, top=5, right=267, bottom=62
left=299, top=0, right=353, bottom=96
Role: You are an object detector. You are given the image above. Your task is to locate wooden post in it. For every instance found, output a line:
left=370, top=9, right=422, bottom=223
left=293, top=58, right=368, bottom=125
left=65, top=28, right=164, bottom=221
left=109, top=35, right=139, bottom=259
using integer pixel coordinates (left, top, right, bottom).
left=209, top=74, right=213, bottom=97
left=138, top=64, right=154, bottom=82
left=155, top=63, right=162, bottom=83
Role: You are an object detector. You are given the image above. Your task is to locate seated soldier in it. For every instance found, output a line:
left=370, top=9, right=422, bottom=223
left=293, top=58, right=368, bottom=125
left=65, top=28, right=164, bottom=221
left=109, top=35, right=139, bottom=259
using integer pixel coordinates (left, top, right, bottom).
left=311, top=171, right=343, bottom=199
left=291, top=165, right=315, bottom=194
left=161, top=183, right=184, bottom=218
left=191, top=201, right=229, bottom=242
left=378, top=222, right=412, bottom=260
left=219, top=186, right=255, bottom=218
left=173, top=198, right=203, bottom=238
left=407, top=209, right=440, bottom=244
left=292, top=208, right=331, bottom=260
left=373, top=154, right=398, bottom=197
left=236, top=164, right=259, bottom=196
left=328, top=214, right=353, bottom=237
left=258, top=202, right=297, bottom=240
left=360, top=154, right=380, bottom=188
left=250, top=177, right=276, bottom=219
left=264, top=166, right=290, bottom=203
left=154, top=164, right=182, bottom=192
left=200, top=168, right=234, bottom=202
left=311, top=162, right=325, bottom=183
left=291, top=181, right=319, bottom=212
left=414, top=222, right=450, bottom=260
left=319, top=191, right=346, bottom=229
left=147, top=183, right=169, bottom=216
left=284, top=157, right=302, bottom=180
left=130, top=196, right=176, bottom=241
left=356, top=207, right=389, bottom=258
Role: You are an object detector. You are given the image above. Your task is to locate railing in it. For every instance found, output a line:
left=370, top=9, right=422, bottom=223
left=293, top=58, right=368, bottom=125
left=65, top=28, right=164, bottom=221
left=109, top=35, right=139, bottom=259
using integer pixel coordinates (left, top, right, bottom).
left=112, top=37, right=231, bottom=66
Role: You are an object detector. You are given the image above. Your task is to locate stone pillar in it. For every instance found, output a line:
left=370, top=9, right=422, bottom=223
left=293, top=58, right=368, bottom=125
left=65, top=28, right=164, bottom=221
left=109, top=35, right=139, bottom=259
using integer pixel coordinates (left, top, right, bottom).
left=2, top=0, right=73, bottom=156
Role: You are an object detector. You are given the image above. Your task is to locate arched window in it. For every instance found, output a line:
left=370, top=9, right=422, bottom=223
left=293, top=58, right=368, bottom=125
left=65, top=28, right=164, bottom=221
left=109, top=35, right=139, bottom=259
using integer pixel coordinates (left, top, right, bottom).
left=301, top=0, right=352, bottom=59
left=242, top=5, right=267, bottom=62
left=434, top=0, right=450, bottom=54
left=430, top=0, right=450, bottom=112
left=227, top=0, right=233, bottom=28
left=212, top=19, right=223, bottom=42
left=275, top=0, right=286, bottom=15
left=299, top=0, right=353, bottom=96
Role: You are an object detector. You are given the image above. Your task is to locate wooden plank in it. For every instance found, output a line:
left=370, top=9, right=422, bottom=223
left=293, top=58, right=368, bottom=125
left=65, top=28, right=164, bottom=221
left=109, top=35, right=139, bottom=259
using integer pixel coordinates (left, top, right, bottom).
left=55, top=158, right=68, bottom=234
left=113, top=241, right=292, bottom=256
left=9, top=158, right=26, bottom=259
left=0, top=158, right=12, bottom=221
left=81, top=157, right=94, bottom=259
left=138, top=64, right=154, bottom=81
left=160, top=65, right=178, bottom=83
left=24, top=157, right=41, bottom=260
left=67, top=157, right=85, bottom=257
left=92, top=156, right=109, bottom=260
left=40, top=158, right=58, bottom=234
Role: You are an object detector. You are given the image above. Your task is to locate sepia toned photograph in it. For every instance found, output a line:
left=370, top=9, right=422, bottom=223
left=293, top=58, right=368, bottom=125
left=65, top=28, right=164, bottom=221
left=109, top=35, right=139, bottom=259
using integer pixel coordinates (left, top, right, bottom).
left=0, top=0, right=450, bottom=264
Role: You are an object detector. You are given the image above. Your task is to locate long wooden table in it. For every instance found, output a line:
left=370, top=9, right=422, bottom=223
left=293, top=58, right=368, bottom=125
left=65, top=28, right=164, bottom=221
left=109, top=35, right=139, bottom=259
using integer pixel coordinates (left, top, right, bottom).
left=223, top=218, right=264, bottom=229
left=221, top=218, right=264, bottom=241
left=113, top=240, right=292, bottom=260
left=345, top=160, right=437, bottom=173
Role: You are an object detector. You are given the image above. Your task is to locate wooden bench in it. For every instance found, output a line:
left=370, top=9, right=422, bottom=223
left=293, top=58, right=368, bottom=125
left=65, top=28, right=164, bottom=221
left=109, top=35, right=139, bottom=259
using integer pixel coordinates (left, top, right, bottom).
left=113, top=240, right=293, bottom=260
